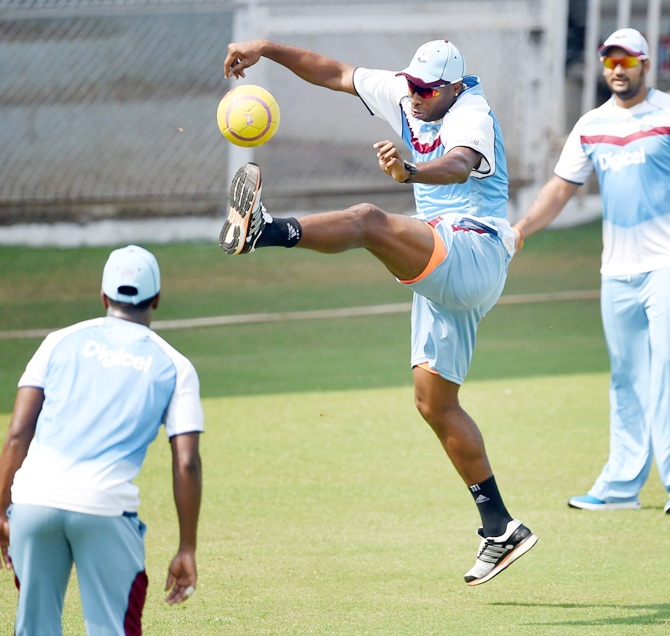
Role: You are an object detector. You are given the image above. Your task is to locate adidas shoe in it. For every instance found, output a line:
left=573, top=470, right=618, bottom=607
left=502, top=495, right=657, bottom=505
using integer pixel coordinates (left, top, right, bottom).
left=464, top=519, right=538, bottom=586
left=567, top=494, right=641, bottom=510
left=219, top=162, right=266, bottom=254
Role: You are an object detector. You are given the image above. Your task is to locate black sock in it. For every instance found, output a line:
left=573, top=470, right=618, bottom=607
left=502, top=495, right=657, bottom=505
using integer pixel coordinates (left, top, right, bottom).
left=256, top=216, right=302, bottom=248
left=468, top=475, right=513, bottom=537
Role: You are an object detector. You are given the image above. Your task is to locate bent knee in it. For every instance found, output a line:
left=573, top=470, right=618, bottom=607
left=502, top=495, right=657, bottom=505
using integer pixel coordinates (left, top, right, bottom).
left=415, top=395, right=433, bottom=424
left=415, top=394, right=457, bottom=426
left=414, top=379, right=462, bottom=426
left=345, top=202, right=387, bottom=226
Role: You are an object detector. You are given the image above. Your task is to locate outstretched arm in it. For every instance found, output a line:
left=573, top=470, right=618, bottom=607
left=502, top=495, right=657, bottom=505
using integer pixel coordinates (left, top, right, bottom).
left=513, top=175, right=580, bottom=249
left=164, top=431, right=202, bottom=605
left=224, top=39, right=357, bottom=95
left=0, top=387, right=43, bottom=571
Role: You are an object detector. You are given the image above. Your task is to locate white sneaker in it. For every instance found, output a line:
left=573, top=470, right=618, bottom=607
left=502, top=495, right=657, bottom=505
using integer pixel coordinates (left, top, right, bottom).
left=464, top=519, right=538, bottom=586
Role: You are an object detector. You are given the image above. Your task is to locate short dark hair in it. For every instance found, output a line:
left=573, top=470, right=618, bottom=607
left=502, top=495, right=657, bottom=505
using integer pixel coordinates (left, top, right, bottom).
left=107, top=295, right=156, bottom=311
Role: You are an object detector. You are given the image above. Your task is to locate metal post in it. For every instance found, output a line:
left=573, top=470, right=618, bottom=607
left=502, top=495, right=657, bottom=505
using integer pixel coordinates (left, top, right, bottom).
left=581, top=0, right=601, bottom=115
left=616, top=0, right=632, bottom=29
left=646, top=0, right=662, bottom=88
left=548, top=0, right=570, bottom=137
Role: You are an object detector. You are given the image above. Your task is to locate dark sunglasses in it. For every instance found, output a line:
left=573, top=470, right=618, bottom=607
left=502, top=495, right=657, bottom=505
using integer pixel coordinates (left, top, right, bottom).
left=600, top=55, right=647, bottom=69
left=407, top=79, right=450, bottom=99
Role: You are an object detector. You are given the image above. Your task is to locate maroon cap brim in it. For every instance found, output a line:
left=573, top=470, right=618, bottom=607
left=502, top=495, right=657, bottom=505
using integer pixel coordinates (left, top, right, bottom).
left=395, top=72, right=447, bottom=88
left=598, top=44, right=646, bottom=57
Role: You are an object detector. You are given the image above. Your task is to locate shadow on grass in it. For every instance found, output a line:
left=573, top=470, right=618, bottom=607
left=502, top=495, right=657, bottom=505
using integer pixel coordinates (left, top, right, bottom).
left=490, top=602, right=670, bottom=626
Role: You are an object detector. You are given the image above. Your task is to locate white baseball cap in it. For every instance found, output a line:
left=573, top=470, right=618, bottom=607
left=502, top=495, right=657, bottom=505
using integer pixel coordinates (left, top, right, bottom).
left=396, top=40, right=466, bottom=88
left=599, top=28, right=649, bottom=58
left=102, top=245, right=160, bottom=305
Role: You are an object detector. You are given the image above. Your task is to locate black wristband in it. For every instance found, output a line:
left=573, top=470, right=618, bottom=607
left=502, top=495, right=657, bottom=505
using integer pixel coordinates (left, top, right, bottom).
left=401, top=161, right=417, bottom=183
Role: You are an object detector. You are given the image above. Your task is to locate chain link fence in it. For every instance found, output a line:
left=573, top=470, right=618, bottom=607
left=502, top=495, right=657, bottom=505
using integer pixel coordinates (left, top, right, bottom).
left=1, top=0, right=558, bottom=224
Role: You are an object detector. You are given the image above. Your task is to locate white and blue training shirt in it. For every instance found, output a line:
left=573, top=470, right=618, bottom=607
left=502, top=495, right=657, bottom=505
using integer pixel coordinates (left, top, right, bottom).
left=353, top=68, right=512, bottom=253
left=554, top=88, right=670, bottom=276
left=11, top=316, right=204, bottom=516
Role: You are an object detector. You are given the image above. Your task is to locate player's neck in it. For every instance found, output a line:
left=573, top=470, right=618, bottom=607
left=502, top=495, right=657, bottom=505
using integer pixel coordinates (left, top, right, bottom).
left=106, top=308, right=152, bottom=327
left=613, top=86, right=649, bottom=109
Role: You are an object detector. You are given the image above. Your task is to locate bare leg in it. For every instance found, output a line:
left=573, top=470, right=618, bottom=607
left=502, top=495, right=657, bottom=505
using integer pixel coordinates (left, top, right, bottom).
left=412, top=365, right=492, bottom=485
left=222, top=163, right=435, bottom=280
left=413, top=364, right=518, bottom=545
left=298, top=203, right=436, bottom=282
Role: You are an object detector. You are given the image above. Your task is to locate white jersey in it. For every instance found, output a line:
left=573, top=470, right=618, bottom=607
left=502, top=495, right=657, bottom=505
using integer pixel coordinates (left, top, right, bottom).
left=353, top=68, right=513, bottom=254
left=554, top=88, right=670, bottom=276
left=12, top=316, right=204, bottom=516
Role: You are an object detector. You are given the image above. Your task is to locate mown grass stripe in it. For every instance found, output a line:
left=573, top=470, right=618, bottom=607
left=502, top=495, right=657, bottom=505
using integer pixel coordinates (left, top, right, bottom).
left=0, top=289, right=600, bottom=340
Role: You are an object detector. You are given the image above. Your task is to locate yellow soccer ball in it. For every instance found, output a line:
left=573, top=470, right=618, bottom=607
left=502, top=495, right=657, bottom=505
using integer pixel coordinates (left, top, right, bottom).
left=216, top=85, right=280, bottom=147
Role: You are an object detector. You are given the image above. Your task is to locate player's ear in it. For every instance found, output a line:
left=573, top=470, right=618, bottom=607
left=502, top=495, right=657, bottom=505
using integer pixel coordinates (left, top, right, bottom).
left=151, top=293, right=160, bottom=310
left=101, top=290, right=110, bottom=309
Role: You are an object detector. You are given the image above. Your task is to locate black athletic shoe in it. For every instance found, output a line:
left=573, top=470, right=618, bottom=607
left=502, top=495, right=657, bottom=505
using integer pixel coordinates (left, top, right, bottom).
left=464, top=519, right=538, bottom=586
left=219, top=162, right=266, bottom=254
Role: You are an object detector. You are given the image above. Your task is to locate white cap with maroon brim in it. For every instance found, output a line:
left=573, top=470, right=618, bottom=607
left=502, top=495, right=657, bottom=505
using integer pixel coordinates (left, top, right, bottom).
left=599, top=28, right=649, bottom=58
left=396, top=40, right=466, bottom=88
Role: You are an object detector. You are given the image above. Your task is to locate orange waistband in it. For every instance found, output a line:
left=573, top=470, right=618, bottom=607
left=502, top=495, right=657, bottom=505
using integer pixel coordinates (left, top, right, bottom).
left=400, top=224, right=447, bottom=285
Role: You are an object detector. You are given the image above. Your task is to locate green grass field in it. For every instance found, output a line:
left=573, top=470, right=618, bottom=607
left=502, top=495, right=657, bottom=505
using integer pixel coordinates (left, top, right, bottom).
left=2, top=222, right=669, bottom=634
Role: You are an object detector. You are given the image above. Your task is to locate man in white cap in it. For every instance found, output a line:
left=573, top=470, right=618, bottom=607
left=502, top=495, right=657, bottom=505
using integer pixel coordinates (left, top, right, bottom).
left=220, top=38, right=537, bottom=586
left=0, top=245, right=204, bottom=634
left=514, top=28, right=670, bottom=512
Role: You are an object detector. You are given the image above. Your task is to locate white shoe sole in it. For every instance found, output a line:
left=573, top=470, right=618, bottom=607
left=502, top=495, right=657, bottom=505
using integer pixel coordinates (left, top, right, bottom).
left=465, top=532, right=538, bottom=587
left=568, top=499, right=641, bottom=511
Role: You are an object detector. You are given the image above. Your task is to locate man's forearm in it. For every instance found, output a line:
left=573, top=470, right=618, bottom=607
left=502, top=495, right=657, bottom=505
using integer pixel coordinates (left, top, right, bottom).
left=171, top=433, right=202, bottom=551
left=515, top=176, right=580, bottom=237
